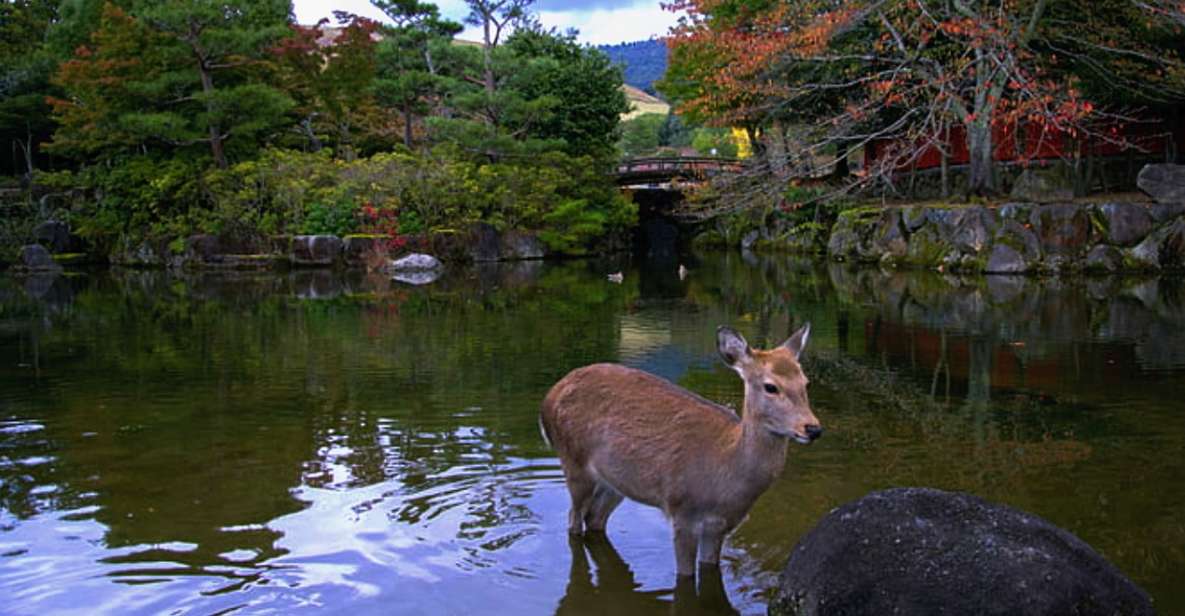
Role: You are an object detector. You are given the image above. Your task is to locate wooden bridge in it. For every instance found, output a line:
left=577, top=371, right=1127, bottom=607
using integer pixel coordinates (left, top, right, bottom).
left=615, top=157, right=743, bottom=191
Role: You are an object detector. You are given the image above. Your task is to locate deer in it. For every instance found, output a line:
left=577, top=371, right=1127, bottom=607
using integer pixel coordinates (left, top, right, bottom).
left=539, top=323, right=821, bottom=578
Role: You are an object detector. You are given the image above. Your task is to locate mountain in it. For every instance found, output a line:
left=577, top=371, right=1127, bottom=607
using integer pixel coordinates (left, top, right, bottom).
left=598, top=39, right=667, bottom=95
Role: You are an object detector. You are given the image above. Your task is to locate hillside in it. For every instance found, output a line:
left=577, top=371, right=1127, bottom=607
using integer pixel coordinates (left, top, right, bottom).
left=622, top=84, right=669, bottom=120
left=598, top=39, right=667, bottom=94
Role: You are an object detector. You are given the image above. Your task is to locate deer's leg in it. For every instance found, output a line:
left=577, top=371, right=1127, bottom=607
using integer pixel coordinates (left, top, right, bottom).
left=584, top=484, right=624, bottom=533
left=672, top=517, right=699, bottom=578
left=697, top=517, right=729, bottom=565
left=563, top=468, right=596, bottom=535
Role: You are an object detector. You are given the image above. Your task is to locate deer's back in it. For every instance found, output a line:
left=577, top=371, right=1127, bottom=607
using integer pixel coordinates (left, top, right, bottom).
left=541, top=364, right=741, bottom=476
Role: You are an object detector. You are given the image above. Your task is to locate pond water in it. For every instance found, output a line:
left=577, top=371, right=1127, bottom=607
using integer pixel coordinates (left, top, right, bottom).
left=1, top=254, right=1183, bottom=615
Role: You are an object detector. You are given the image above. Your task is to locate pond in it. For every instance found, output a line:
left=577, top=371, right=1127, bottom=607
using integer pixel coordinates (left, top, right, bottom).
left=1, top=255, right=1183, bottom=615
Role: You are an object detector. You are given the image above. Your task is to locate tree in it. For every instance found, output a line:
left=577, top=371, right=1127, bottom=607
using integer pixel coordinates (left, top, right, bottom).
left=463, top=0, right=534, bottom=95
left=618, top=113, right=665, bottom=157
left=372, top=0, right=462, bottom=148
left=130, top=0, right=294, bottom=168
left=0, top=0, right=59, bottom=178
left=272, top=12, right=389, bottom=159
left=664, top=0, right=1185, bottom=200
left=504, top=26, right=628, bottom=156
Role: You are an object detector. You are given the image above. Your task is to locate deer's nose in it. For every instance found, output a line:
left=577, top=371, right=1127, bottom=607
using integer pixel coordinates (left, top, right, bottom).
left=805, top=424, right=823, bottom=441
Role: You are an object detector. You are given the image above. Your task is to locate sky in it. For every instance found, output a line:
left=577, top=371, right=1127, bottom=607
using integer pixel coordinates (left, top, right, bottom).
left=292, top=0, right=679, bottom=45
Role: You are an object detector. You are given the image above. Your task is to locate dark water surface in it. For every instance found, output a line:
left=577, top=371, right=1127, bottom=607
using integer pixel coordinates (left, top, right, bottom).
left=1, top=255, right=1183, bottom=615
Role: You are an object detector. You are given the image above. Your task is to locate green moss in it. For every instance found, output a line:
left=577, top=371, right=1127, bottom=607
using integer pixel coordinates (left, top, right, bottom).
left=1088, top=207, right=1109, bottom=237
left=343, top=233, right=386, bottom=240
left=51, top=253, right=91, bottom=265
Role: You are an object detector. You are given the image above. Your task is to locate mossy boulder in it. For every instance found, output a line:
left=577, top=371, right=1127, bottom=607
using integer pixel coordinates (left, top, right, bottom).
left=904, top=225, right=955, bottom=268
left=1097, top=202, right=1153, bottom=247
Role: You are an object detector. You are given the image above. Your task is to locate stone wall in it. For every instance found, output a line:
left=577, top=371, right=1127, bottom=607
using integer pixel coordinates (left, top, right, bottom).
left=825, top=201, right=1185, bottom=274
left=102, top=226, right=551, bottom=271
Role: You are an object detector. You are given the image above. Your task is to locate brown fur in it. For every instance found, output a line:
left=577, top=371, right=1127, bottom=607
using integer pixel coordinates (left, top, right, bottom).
left=540, top=326, right=820, bottom=577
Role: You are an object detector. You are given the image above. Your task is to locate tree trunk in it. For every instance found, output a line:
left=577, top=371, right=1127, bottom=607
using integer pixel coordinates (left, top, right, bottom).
left=403, top=105, right=414, bottom=149
left=18, top=124, right=34, bottom=180
left=481, top=18, right=495, bottom=96
left=940, top=123, right=951, bottom=199
left=767, top=120, right=787, bottom=179
left=966, top=119, right=994, bottom=196
left=196, top=59, right=228, bottom=169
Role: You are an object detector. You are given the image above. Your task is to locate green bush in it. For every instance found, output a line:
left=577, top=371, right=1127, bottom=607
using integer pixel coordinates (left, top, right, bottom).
left=49, top=145, right=633, bottom=254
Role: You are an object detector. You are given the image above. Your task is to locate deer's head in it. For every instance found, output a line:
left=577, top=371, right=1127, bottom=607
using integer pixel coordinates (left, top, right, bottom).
left=717, top=324, right=821, bottom=445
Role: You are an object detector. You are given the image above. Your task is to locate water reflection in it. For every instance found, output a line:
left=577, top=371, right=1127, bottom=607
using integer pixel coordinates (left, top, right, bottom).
left=558, top=534, right=737, bottom=616
left=1, top=257, right=1183, bottom=614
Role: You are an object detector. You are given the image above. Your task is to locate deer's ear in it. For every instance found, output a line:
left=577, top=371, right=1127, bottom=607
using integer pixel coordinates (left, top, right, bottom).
left=717, top=326, right=752, bottom=369
left=783, top=322, right=811, bottom=360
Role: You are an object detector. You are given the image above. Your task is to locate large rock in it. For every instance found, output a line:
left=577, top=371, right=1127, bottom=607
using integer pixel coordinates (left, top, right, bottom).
left=1085, top=244, right=1123, bottom=273
left=16, top=244, right=62, bottom=272
left=1137, top=163, right=1185, bottom=204
left=1030, top=204, right=1092, bottom=261
left=826, top=218, right=861, bottom=261
left=343, top=235, right=387, bottom=266
left=904, top=225, right=955, bottom=267
left=948, top=207, right=996, bottom=255
left=741, top=229, right=761, bottom=251
left=469, top=223, right=502, bottom=262
left=1098, top=202, right=1153, bottom=247
left=901, top=206, right=927, bottom=233
left=1161, top=218, right=1185, bottom=269
left=290, top=235, right=343, bottom=266
left=769, top=488, right=1153, bottom=616
left=1126, top=228, right=1164, bottom=270
left=984, top=244, right=1028, bottom=274
left=1011, top=166, right=1074, bottom=203
left=500, top=230, right=546, bottom=260
left=860, top=210, right=907, bottom=263
left=185, top=234, right=222, bottom=263
left=34, top=221, right=73, bottom=253
left=1150, top=202, right=1185, bottom=223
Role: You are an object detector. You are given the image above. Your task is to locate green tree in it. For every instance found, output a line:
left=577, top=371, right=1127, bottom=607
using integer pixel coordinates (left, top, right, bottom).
left=0, top=0, right=59, bottom=178
left=130, top=0, right=294, bottom=168
left=691, top=127, right=737, bottom=158
left=618, top=113, right=664, bottom=157
left=372, top=0, right=462, bottom=148
left=504, top=26, right=628, bottom=157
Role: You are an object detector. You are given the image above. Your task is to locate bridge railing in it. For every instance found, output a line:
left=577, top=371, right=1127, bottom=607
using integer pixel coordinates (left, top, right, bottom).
left=615, top=156, right=744, bottom=178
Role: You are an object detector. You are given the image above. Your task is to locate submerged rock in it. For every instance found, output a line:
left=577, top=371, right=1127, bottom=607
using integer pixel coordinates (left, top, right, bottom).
left=769, top=487, right=1153, bottom=616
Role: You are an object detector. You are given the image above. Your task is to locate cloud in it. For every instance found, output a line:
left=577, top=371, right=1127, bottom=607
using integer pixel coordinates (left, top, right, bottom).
left=536, top=0, right=642, bottom=12
left=539, top=4, right=677, bottom=44
left=292, top=0, right=677, bottom=45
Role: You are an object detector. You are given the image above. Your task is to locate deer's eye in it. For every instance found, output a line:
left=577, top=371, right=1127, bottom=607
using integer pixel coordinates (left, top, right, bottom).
left=763, top=383, right=779, bottom=395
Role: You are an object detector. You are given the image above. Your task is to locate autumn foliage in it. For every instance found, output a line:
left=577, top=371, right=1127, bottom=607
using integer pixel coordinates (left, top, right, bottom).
left=662, top=0, right=1185, bottom=198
